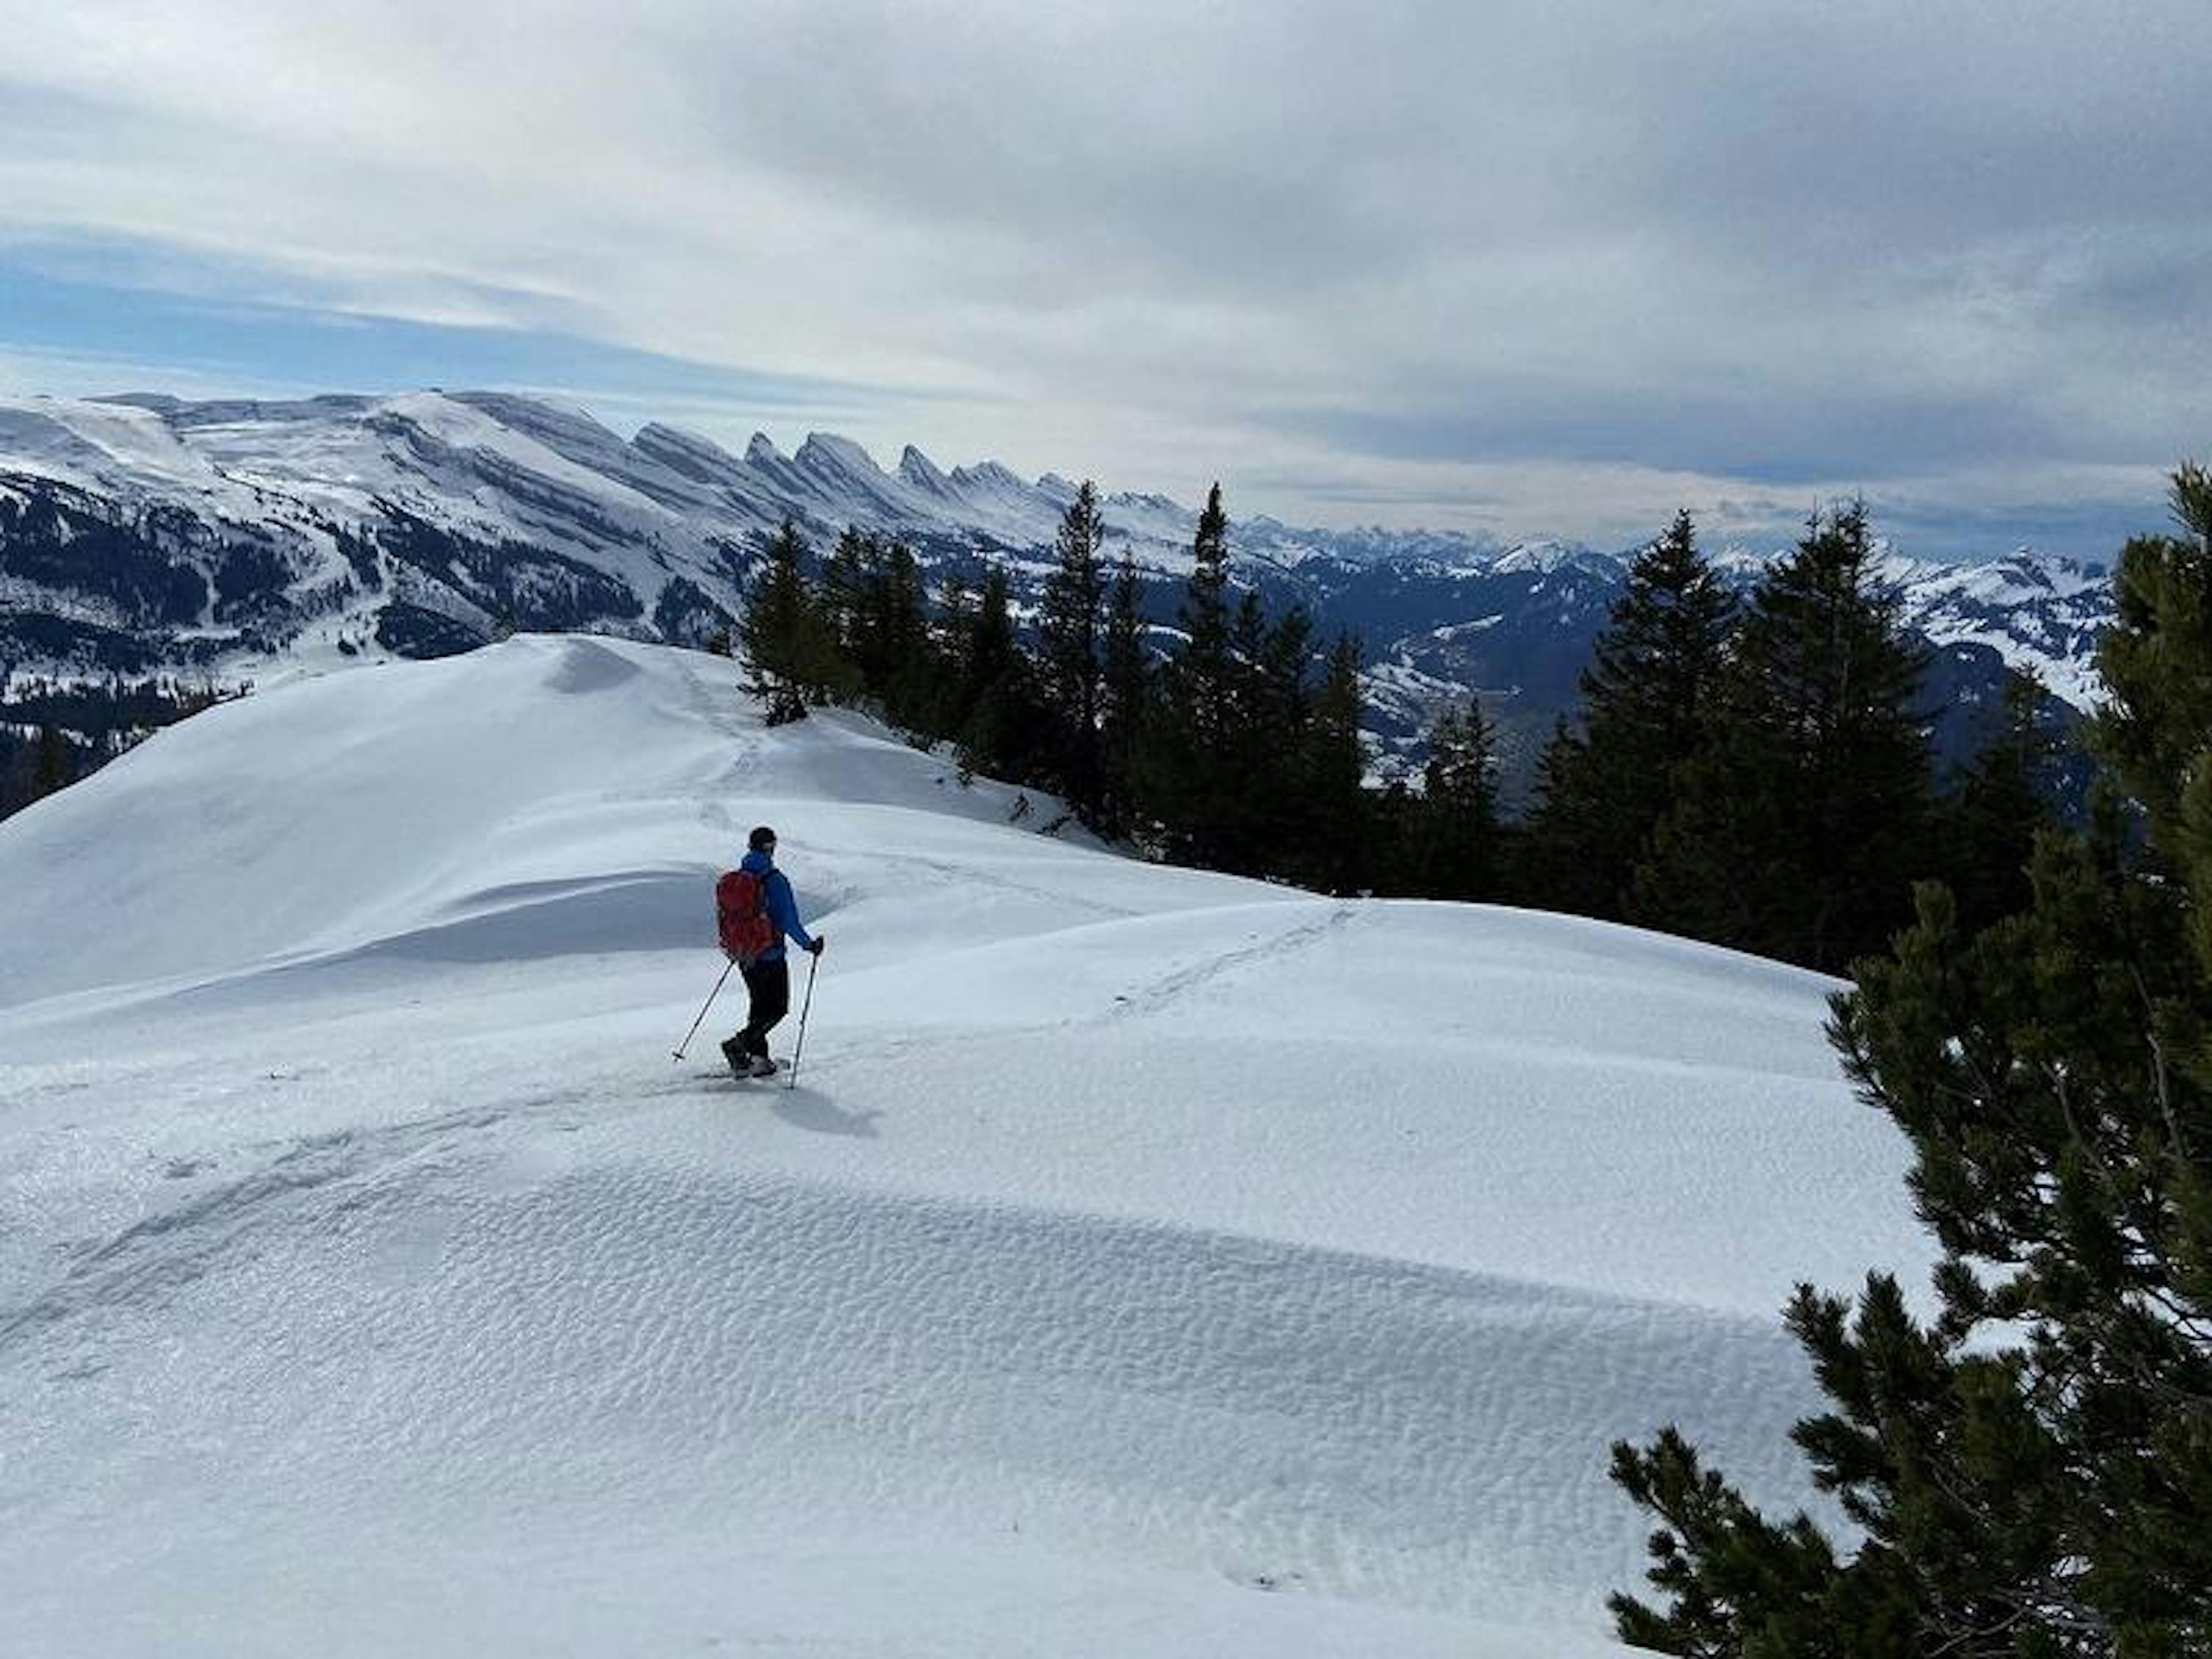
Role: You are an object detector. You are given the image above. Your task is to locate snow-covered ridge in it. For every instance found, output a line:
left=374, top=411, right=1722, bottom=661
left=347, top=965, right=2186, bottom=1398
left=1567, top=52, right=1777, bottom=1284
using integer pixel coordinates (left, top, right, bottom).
left=0, top=388, right=1589, bottom=595
left=5, top=388, right=1223, bottom=558
left=0, top=389, right=2115, bottom=721
left=0, top=635, right=1934, bottom=1656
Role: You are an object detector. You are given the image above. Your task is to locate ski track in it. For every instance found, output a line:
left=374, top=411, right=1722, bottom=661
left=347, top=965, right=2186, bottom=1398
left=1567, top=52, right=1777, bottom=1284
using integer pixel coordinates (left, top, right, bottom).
left=1112, top=901, right=1362, bottom=1020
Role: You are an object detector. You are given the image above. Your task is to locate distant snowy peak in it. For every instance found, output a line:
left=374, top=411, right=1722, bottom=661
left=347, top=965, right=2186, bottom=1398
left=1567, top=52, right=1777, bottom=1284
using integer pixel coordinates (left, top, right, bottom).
left=1883, top=549, right=2113, bottom=709
left=1713, top=536, right=2103, bottom=596
left=1488, top=540, right=1619, bottom=577
left=940, top=459, right=1044, bottom=524
left=790, top=432, right=914, bottom=521
left=953, top=459, right=1026, bottom=494
left=0, top=398, right=204, bottom=488
left=1700, top=538, right=2115, bottom=708
left=897, top=444, right=953, bottom=496
left=793, top=431, right=883, bottom=482
left=449, top=390, right=629, bottom=460
left=1264, top=520, right=1526, bottom=571
left=1926, top=548, right=2110, bottom=605
left=631, top=423, right=745, bottom=487
left=0, top=387, right=2115, bottom=720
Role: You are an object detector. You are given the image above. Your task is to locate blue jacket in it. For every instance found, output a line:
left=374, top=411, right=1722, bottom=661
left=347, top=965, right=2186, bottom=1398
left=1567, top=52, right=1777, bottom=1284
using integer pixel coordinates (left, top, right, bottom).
left=741, top=848, right=816, bottom=963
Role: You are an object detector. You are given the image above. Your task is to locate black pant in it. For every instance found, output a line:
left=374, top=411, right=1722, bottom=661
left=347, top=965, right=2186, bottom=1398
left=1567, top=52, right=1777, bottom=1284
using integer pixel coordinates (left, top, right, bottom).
left=736, top=957, right=790, bottom=1057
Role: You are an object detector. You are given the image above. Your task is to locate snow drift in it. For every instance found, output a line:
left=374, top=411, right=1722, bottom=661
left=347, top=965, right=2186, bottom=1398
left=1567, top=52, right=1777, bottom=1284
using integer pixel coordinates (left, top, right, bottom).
left=0, top=635, right=1934, bottom=1656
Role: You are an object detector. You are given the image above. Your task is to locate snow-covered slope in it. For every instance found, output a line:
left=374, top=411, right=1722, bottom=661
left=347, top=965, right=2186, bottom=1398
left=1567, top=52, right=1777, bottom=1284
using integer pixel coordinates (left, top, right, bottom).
left=1877, top=548, right=2113, bottom=710
left=0, top=637, right=1932, bottom=1656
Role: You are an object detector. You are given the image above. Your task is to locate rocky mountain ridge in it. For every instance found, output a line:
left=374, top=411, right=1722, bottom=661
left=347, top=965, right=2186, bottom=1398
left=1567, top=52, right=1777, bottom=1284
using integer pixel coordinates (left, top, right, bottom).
left=0, top=389, right=2117, bottom=792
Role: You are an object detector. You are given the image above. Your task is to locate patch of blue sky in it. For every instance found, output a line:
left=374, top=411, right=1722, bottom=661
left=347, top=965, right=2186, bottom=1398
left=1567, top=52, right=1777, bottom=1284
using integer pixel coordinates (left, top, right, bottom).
left=0, top=244, right=904, bottom=423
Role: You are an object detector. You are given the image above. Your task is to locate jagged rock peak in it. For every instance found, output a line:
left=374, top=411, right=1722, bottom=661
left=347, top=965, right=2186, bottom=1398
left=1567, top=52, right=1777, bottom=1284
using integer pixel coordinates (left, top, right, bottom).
left=745, top=433, right=786, bottom=465
left=952, top=460, right=1026, bottom=494
left=632, top=423, right=741, bottom=482
left=899, top=445, right=950, bottom=492
left=795, top=433, right=883, bottom=477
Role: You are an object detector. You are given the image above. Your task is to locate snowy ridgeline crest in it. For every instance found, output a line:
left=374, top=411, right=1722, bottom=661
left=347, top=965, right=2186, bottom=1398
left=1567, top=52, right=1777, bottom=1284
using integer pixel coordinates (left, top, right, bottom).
left=0, top=389, right=2115, bottom=767
left=0, top=635, right=1933, bottom=1656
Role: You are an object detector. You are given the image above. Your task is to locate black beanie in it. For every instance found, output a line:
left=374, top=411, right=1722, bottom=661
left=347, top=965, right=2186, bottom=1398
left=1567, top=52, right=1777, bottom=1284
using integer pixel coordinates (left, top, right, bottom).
left=748, top=825, right=777, bottom=853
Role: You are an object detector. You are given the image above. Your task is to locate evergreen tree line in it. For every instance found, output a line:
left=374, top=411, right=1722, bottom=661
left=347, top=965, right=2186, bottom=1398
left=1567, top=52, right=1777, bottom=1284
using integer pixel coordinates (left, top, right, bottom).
left=1520, top=502, right=2064, bottom=974
left=743, top=484, right=2066, bottom=969
left=0, top=675, right=243, bottom=824
left=740, top=483, right=1488, bottom=896
left=1600, top=471, right=2212, bottom=1653
left=0, top=723, right=90, bottom=821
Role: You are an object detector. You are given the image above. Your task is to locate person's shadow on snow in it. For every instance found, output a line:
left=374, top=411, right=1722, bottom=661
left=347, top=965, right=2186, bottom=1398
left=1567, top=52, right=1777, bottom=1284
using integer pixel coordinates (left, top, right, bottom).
left=771, top=1089, right=881, bottom=1138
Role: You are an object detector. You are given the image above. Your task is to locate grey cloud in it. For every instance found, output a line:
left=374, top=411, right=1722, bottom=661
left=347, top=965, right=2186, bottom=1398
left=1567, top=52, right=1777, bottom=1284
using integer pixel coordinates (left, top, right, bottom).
left=0, top=0, right=2203, bottom=548
left=637, top=4, right=2212, bottom=291
left=1283, top=376, right=2135, bottom=485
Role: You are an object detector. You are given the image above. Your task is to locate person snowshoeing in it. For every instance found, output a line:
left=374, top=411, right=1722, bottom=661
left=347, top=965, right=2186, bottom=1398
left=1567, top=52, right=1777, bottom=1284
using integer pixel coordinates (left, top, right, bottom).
left=721, top=825, right=824, bottom=1078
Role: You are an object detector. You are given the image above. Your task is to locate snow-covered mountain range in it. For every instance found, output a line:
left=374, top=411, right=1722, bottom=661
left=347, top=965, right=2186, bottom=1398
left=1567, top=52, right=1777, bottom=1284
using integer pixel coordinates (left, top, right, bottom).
left=0, top=634, right=1934, bottom=1655
left=0, top=390, right=2118, bottom=778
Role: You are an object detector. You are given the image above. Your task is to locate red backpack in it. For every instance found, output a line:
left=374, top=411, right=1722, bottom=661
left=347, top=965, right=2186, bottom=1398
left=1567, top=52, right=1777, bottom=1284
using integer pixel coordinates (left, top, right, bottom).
left=715, top=868, right=775, bottom=965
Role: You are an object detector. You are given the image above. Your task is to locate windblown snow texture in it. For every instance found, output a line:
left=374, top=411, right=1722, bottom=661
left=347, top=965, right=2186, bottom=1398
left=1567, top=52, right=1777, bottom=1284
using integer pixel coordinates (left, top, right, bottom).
left=0, top=635, right=1933, bottom=1656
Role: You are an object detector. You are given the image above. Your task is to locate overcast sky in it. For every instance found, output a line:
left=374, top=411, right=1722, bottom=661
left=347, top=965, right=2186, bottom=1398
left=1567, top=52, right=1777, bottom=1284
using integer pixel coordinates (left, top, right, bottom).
left=0, top=0, right=2204, bottom=558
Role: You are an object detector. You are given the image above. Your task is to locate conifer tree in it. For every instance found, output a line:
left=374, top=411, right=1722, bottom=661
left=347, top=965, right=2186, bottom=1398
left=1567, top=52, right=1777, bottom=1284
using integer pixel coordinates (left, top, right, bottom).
left=819, top=526, right=869, bottom=664
left=1632, top=503, right=1931, bottom=972
left=867, top=540, right=935, bottom=733
left=1255, top=605, right=1316, bottom=737
left=0, top=738, right=24, bottom=821
left=957, top=565, right=1049, bottom=786
left=1304, top=632, right=1369, bottom=892
left=33, top=722, right=74, bottom=801
left=1517, top=717, right=1583, bottom=902
left=1401, top=700, right=1498, bottom=900
left=1152, top=483, right=1239, bottom=862
left=963, top=566, right=1021, bottom=708
left=1100, top=552, right=1150, bottom=837
left=842, top=533, right=893, bottom=688
left=1183, top=483, right=1233, bottom=684
left=1608, top=461, right=2212, bottom=1659
left=1038, top=481, right=1108, bottom=819
left=1246, top=603, right=1318, bottom=872
left=1185, top=588, right=1277, bottom=870
left=1528, top=510, right=1736, bottom=918
left=1934, top=668, right=2062, bottom=937
left=925, top=569, right=976, bottom=738
left=1229, top=589, right=1268, bottom=715
left=740, top=520, right=821, bottom=725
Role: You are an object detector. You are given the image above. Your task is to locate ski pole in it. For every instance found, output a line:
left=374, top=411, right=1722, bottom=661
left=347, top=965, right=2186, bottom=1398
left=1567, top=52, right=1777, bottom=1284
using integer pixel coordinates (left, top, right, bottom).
left=786, top=951, right=820, bottom=1089
left=672, top=957, right=737, bottom=1060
